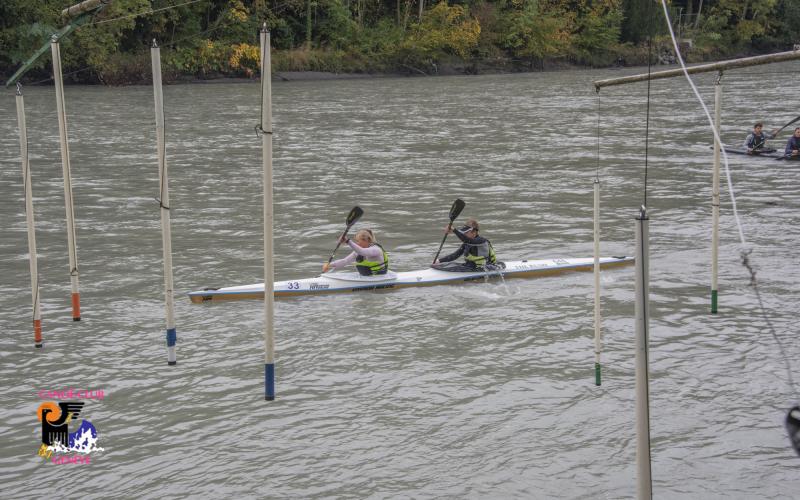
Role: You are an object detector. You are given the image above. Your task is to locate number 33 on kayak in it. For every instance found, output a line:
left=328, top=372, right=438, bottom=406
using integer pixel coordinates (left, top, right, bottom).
left=188, top=205, right=634, bottom=302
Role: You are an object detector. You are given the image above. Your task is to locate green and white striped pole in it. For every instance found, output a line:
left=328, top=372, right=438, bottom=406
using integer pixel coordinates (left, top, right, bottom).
left=711, top=73, right=722, bottom=314
left=593, top=179, right=602, bottom=385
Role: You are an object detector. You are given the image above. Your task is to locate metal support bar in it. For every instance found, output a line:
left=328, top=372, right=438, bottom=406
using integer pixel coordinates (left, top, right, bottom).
left=593, top=49, right=800, bottom=90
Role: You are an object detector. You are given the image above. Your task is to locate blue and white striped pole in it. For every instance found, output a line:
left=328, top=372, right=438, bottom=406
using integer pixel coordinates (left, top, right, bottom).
left=260, top=25, right=276, bottom=400
left=151, top=40, right=177, bottom=365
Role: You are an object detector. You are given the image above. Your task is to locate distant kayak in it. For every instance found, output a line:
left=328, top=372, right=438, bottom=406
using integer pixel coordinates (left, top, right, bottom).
left=718, top=145, right=782, bottom=158
left=188, top=256, right=634, bottom=302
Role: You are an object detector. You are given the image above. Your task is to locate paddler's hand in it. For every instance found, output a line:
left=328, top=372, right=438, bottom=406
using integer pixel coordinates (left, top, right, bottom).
left=322, top=262, right=331, bottom=273
left=338, top=234, right=348, bottom=244
left=433, top=259, right=440, bottom=265
left=444, top=225, right=453, bottom=234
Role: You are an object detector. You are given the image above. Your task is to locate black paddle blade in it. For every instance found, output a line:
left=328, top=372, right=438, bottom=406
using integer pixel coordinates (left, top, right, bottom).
left=787, top=406, right=800, bottom=456
left=347, top=206, right=364, bottom=227
left=770, top=115, right=800, bottom=139
left=449, top=199, right=466, bottom=221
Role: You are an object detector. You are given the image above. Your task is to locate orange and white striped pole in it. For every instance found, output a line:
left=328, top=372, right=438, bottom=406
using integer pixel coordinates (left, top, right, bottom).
left=15, top=84, right=43, bottom=347
left=51, top=35, right=81, bottom=321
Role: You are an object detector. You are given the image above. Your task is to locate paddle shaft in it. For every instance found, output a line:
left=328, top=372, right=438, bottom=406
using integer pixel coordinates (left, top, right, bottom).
left=432, top=223, right=453, bottom=264
left=769, top=115, right=800, bottom=139
left=326, top=226, right=354, bottom=264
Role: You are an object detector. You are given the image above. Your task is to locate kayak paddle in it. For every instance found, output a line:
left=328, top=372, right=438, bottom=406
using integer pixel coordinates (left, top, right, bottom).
left=326, top=206, right=364, bottom=265
left=767, top=115, right=800, bottom=139
left=432, top=198, right=466, bottom=265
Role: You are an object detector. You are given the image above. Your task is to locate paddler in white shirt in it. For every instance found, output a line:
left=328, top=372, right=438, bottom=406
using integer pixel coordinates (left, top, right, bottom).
left=322, top=229, right=390, bottom=276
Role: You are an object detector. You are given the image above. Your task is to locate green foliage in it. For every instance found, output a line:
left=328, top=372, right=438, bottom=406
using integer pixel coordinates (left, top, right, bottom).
left=766, top=0, right=800, bottom=47
left=0, top=0, right=796, bottom=84
left=620, top=0, right=663, bottom=44
left=397, top=1, right=481, bottom=65
left=499, top=0, right=570, bottom=61
left=569, top=0, right=623, bottom=65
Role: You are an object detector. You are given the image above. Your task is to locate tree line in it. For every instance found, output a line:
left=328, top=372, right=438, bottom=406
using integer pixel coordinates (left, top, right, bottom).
left=1, top=0, right=798, bottom=84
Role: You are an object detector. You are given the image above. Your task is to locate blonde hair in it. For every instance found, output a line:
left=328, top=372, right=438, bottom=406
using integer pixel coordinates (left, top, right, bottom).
left=354, top=229, right=376, bottom=244
left=465, top=219, right=479, bottom=232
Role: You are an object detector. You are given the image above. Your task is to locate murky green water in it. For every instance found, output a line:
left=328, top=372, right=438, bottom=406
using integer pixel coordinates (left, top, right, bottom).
left=1, top=63, right=799, bottom=497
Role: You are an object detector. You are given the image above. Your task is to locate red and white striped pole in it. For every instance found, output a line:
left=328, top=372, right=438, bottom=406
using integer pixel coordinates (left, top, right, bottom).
left=15, top=84, right=43, bottom=347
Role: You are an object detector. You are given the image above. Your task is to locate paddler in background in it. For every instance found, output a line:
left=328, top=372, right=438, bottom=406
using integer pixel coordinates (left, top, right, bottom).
left=322, top=229, right=390, bottom=276
left=744, top=122, right=769, bottom=154
left=433, top=219, right=498, bottom=271
left=785, top=127, right=800, bottom=159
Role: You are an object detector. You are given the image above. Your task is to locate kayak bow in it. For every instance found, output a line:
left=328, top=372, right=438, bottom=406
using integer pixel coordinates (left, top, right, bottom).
left=188, top=256, right=634, bottom=302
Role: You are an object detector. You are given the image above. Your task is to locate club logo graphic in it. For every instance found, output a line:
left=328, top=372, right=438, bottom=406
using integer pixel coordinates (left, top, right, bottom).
left=36, top=398, right=103, bottom=463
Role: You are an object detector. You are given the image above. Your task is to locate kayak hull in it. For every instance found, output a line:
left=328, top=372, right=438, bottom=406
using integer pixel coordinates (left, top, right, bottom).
left=719, top=145, right=781, bottom=158
left=188, top=256, right=634, bottom=302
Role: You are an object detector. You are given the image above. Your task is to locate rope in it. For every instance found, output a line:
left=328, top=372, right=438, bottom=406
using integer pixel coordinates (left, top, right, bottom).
left=19, top=85, right=42, bottom=323
left=156, top=87, right=170, bottom=210
left=659, top=0, right=800, bottom=441
left=643, top=37, right=653, bottom=208
left=595, top=88, right=601, bottom=181
left=256, top=32, right=267, bottom=137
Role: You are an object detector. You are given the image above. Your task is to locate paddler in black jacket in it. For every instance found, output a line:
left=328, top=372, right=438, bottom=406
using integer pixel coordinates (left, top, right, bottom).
left=433, top=219, right=498, bottom=271
left=744, top=122, right=769, bottom=154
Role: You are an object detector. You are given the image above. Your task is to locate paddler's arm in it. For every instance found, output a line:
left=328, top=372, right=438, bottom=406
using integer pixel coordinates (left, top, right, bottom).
left=323, top=251, right=357, bottom=272
left=744, top=133, right=754, bottom=151
left=437, top=244, right=466, bottom=263
left=345, top=239, right=381, bottom=259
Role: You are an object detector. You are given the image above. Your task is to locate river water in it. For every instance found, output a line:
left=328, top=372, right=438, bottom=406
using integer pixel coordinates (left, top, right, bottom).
left=1, top=64, right=799, bottom=497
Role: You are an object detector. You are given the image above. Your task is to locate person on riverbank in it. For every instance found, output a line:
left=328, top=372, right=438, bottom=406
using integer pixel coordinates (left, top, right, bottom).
left=744, top=122, right=769, bottom=154
left=433, top=219, right=498, bottom=271
left=322, top=229, right=389, bottom=276
left=785, top=127, right=800, bottom=159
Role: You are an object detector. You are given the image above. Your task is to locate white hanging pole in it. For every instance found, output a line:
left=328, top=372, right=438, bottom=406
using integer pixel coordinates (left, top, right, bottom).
left=260, top=25, right=276, bottom=400
left=50, top=35, right=81, bottom=322
left=634, top=205, right=652, bottom=500
left=15, top=84, right=43, bottom=348
left=593, top=178, right=602, bottom=385
left=151, top=40, right=178, bottom=366
left=711, top=72, right=722, bottom=314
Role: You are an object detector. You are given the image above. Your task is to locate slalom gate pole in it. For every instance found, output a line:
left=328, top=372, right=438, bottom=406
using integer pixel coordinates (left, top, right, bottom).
left=634, top=206, right=652, bottom=500
left=15, top=85, right=43, bottom=347
left=51, top=36, right=81, bottom=321
left=260, top=26, right=276, bottom=401
left=151, top=40, right=178, bottom=365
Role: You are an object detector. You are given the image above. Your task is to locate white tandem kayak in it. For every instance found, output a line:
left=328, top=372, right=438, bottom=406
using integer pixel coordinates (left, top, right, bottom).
left=188, top=256, right=634, bottom=302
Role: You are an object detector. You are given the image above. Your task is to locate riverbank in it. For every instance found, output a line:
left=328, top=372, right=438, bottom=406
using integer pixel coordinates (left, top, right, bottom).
left=2, top=43, right=789, bottom=87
